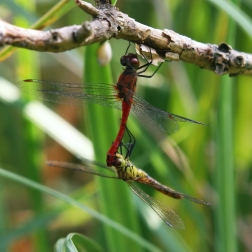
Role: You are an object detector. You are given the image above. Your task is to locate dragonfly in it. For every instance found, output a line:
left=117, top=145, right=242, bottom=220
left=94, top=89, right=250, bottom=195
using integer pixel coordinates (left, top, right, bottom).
left=47, top=152, right=210, bottom=229
left=17, top=47, right=204, bottom=166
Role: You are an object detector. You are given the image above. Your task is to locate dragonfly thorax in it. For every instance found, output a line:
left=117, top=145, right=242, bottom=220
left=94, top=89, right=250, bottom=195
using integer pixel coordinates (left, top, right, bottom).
left=113, top=154, right=147, bottom=181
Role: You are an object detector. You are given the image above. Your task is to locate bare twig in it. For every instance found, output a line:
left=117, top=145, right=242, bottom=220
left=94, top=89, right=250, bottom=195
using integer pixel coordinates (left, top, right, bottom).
left=0, top=0, right=252, bottom=76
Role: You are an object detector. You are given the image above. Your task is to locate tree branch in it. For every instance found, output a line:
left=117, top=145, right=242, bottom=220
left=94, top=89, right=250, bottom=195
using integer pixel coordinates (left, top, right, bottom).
left=0, top=0, right=252, bottom=76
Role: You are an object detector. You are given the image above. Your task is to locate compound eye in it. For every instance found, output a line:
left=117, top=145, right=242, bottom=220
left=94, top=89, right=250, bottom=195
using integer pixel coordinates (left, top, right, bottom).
left=129, top=57, right=139, bottom=68
left=113, top=158, right=122, bottom=167
left=120, top=56, right=127, bottom=66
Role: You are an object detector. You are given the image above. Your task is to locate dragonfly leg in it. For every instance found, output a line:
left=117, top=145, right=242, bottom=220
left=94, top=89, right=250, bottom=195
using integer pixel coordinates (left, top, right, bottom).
left=119, top=124, right=136, bottom=159
left=124, top=41, right=132, bottom=55
left=137, top=46, right=163, bottom=77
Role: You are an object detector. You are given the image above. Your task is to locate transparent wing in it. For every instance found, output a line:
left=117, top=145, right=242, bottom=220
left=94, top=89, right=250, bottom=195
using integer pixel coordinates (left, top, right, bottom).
left=47, top=160, right=118, bottom=179
left=17, top=79, right=204, bottom=134
left=17, top=79, right=122, bottom=110
left=127, top=181, right=185, bottom=229
left=131, top=91, right=204, bottom=133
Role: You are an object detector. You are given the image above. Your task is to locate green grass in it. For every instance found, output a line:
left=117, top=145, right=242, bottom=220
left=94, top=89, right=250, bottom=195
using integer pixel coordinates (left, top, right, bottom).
left=0, top=1, right=251, bottom=251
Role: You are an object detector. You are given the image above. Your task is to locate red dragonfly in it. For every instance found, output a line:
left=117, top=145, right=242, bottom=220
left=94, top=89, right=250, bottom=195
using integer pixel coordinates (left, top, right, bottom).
left=17, top=51, right=203, bottom=166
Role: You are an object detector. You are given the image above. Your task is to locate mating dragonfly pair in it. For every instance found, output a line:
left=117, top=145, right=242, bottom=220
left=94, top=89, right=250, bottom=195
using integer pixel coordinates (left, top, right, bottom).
left=18, top=44, right=210, bottom=229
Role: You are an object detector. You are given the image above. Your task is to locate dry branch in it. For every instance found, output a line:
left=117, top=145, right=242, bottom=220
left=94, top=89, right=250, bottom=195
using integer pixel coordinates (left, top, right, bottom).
left=0, top=0, right=252, bottom=76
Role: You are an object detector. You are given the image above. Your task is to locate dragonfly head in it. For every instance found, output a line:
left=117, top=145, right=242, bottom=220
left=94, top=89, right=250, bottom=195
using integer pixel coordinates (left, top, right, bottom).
left=120, top=53, right=139, bottom=70
left=113, top=153, right=126, bottom=168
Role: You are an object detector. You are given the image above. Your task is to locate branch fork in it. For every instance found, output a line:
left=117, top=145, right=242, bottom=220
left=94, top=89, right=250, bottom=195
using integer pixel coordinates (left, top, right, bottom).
left=0, top=0, right=251, bottom=76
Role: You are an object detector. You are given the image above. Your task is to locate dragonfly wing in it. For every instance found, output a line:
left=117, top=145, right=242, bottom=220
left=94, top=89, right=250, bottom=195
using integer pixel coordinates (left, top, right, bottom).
left=47, top=160, right=119, bottom=179
left=17, top=80, right=122, bottom=110
left=131, top=91, right=203, bottom=133
left=127, top=181, right=185, bottom=229
left=79, top=157, right=116, bottom=173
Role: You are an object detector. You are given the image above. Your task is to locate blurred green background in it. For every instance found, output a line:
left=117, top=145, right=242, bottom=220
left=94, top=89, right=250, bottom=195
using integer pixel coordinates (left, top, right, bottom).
left=0, top=0, right=252, bottom=251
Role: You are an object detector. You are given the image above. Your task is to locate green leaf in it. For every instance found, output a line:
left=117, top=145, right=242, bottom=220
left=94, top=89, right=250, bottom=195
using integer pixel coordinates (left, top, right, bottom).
left=55, top=233, right=104, bottom=252
left=0, top=167, right=162, bottom=252
left=208, top=0, right=252, bottom=38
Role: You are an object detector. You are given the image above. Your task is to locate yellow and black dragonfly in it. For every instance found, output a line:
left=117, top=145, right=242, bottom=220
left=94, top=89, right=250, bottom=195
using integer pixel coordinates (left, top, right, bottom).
left=47, top=153, right=210, bottom=229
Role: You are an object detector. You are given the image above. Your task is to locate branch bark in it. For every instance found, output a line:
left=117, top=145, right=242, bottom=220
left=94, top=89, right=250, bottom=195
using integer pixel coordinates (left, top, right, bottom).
left=0, top=0, right=252, bottom=76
